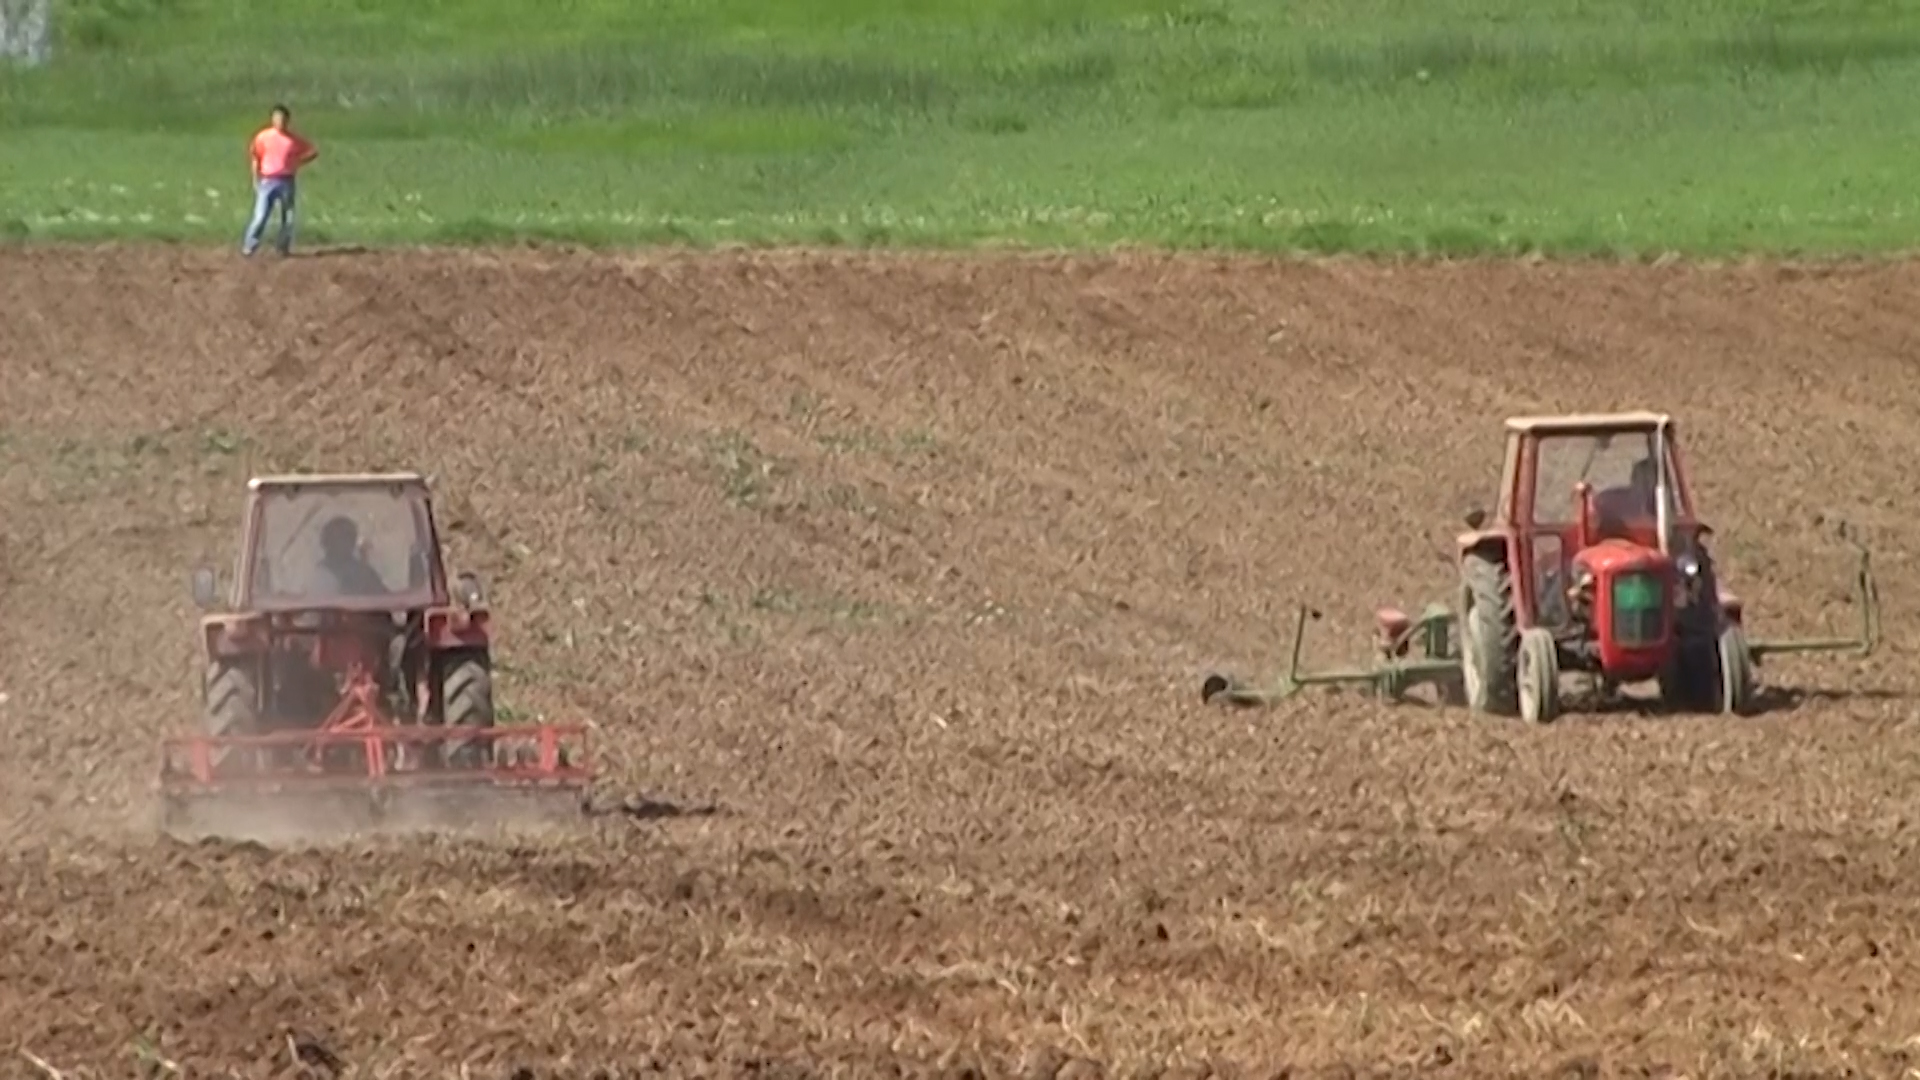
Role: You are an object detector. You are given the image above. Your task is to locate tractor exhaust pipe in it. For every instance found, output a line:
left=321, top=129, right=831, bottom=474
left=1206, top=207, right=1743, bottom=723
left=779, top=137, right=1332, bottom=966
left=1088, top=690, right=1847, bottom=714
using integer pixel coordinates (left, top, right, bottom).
left=1653, top=420, right=1672, bottom=558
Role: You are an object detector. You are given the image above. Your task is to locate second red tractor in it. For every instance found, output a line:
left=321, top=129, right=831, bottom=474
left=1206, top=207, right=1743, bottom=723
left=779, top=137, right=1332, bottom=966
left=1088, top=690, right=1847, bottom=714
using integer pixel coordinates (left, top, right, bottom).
left=1204, top=411, right=1879, bottom=721
left=158, top=472, right=595, bottom=838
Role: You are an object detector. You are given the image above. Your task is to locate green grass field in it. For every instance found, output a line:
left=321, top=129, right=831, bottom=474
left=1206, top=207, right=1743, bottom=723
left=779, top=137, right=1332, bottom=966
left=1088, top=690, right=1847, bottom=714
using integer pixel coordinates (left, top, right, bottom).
left=4, top=0, right=1920, bottom=254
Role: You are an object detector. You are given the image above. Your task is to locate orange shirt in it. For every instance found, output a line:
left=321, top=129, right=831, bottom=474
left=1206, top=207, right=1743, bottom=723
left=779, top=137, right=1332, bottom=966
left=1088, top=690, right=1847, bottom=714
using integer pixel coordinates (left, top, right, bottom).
left=251, top=127, right=317, bottom=179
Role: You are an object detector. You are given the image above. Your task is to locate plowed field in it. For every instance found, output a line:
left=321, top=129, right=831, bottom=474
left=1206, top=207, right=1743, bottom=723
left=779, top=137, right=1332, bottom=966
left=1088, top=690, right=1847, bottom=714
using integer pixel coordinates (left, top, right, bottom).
left=1, top=245, right=1916, bottom=1079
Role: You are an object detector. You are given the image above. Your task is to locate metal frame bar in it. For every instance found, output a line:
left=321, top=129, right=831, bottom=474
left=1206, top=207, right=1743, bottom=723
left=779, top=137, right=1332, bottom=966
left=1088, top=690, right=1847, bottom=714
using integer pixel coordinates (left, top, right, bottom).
left=158, top=722, right=595, bottom=793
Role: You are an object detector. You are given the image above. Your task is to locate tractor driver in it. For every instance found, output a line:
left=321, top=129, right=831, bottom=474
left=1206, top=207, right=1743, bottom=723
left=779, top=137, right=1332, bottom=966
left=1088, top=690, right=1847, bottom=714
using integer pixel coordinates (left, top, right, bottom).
left=317, top=515, right=389, bottom=597
left=1604, top=454, right=1661, bottom=520
left=1592, top=449, right=1661, bottom=537
left=1630, top=454, right=1659, bottom=508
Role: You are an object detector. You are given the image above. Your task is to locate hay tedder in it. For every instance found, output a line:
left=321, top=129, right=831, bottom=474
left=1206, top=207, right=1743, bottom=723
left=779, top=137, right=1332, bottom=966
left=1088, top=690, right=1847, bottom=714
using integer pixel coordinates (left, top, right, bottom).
left=158, top=472, right=594, bottom=838
left=1202, top=412, right=1880, bottom=722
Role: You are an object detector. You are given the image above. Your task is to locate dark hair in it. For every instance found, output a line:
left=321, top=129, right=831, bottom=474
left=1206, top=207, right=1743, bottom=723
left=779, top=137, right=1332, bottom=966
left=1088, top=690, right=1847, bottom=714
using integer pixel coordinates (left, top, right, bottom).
left=271, top=103, right=290, bottom=117
left=321, top=515, right=358, bottom=554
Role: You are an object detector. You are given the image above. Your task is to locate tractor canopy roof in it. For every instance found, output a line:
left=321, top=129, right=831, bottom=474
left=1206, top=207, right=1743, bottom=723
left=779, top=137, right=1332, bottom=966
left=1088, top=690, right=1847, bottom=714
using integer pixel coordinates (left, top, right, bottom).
left=248, top=470, right=430, bottom=491
left=1505, top=411, right=1673, bottom=436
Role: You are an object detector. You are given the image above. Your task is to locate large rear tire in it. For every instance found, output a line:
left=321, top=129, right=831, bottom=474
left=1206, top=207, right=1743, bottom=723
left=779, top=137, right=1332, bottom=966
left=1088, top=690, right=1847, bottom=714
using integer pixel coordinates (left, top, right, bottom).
left=202, top=658, right=260, bottom=774
left=1458, top=552, right=1520, bottom=717
left=439, top=651, right=496, bottom=768
left=1718, top=623, right=1757, bottom=717
left=1659, top=546, right=1725, bottom=712
left=204, top=659, right=259, bottom=735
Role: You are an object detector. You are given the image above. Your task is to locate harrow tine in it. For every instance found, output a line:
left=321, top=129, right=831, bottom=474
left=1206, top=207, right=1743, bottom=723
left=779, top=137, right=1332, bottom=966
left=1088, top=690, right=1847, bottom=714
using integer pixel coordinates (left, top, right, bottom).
left=156, top=721, right=596, bottom=842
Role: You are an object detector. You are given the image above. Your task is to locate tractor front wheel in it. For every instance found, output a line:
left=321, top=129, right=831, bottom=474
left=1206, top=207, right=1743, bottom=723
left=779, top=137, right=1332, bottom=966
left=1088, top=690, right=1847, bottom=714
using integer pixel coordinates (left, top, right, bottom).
left=438, top=651, right=496, bottom=768
left=1517, top=627, right=1561, bottom=724
left=1458, top=552, right=1520, bottom=716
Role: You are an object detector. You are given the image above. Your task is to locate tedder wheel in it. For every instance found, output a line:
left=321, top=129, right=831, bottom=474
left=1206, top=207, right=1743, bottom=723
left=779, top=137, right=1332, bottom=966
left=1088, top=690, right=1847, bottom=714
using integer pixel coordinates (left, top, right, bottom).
left=203, top=658, right=260, bottom=773
left=1718, top=623, right=1757, bottom=717
left=1517, top=627, right=1561, bottom=724
left=439, top=650, right=497, bottom=768
left=1458, top=552, right=1520, bottom=716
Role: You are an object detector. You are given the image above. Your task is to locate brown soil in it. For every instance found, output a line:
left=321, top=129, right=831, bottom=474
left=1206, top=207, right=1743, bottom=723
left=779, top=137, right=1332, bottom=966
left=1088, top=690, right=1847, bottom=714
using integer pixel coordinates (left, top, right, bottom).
left=1, top=244, right=1916, bottom=1079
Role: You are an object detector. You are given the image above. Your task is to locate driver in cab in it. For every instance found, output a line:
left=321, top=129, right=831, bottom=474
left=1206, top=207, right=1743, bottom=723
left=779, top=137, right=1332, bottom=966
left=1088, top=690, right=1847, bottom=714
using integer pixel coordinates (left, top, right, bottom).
left=1592, top=453, right=1662, bottom=537
left=317, top=515, right=389, bottom=597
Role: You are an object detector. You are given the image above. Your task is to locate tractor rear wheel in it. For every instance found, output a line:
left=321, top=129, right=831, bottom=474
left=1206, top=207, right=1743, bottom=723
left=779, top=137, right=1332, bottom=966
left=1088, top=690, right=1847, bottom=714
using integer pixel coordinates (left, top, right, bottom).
left=1658, top=638, right=1720, bottom=712
left=1458, top=552, right=1520, bottom=716
left=1718, top=623, right=1757, bottom=716
left=1658, top=547, right=1727, bottom=712
left=203, top=659, right=260, bottom=774
left=439, top=650, right=496, bottom=768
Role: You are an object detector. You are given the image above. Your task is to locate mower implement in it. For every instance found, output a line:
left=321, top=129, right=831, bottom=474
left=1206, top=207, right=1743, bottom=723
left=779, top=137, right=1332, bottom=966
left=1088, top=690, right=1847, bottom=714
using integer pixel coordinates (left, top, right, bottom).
left=157, top=472, right=596, bottom=841
left=1203, top=412, right=1882, bottom=722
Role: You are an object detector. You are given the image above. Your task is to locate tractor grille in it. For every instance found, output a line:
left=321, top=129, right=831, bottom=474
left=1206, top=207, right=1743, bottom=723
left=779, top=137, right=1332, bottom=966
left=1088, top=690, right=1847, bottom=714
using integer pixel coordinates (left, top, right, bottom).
left=1610, top=572, right=1666, bottom=646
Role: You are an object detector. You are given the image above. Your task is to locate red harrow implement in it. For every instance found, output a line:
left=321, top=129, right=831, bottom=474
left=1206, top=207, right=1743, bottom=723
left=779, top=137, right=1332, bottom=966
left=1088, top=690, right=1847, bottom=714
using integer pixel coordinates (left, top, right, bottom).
left=158, top=473, right=595, bottom=840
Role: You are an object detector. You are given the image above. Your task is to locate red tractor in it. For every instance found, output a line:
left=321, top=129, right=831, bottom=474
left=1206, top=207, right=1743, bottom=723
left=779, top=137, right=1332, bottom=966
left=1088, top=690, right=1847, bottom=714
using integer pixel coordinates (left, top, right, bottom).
left=158, top=472, right=593, bottom=838
left=1203, top=412, right=1879, bottom=721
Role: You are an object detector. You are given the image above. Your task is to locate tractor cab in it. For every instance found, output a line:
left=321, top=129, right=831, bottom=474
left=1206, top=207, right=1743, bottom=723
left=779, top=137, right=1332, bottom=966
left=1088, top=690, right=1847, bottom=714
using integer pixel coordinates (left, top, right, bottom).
left=1485, top=413, right=1710, bottom=634
left=1514, top=420, right=1684, bottom=543
left=193, top=473, right=461, bottom=616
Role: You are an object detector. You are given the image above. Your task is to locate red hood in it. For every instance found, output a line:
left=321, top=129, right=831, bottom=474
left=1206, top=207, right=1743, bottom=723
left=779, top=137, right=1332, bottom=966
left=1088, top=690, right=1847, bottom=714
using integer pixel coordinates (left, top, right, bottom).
left=1572, top=538, right=1672, bottom=576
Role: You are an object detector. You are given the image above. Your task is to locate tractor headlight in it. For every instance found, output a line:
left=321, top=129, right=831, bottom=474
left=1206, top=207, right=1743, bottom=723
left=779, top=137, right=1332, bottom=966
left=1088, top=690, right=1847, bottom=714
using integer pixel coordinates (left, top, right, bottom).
left=1674, top=553, right=1702, bottom=603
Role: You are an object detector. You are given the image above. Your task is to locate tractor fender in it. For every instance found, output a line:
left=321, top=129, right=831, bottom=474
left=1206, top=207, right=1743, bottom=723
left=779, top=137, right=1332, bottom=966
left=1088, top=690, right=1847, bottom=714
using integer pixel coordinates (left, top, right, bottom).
left=200, top=614, right=266, bottom=659
left=1717, top=587, right=1744, bottom=625
left=1455, top=528, right=1512, bottom=567
left=426, top=606, right=492, bottom=650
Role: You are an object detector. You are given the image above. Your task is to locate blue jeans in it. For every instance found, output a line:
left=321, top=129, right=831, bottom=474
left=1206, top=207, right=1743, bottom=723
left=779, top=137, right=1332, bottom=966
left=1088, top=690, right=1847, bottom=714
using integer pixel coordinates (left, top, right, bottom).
left=242, top=175, right=297, bottom=255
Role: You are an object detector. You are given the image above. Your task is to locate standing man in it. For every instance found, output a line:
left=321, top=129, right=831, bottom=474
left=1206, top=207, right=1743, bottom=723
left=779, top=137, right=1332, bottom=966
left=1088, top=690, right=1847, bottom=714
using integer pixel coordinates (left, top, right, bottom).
left=242, top=104, right=318, bottom=257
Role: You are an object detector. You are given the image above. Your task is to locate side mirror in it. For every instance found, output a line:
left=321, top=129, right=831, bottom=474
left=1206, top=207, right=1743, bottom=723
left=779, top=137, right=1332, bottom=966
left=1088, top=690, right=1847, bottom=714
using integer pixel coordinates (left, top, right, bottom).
left=1463, top=508, right=1487, bottom=530
left=191, top=567, right=219, bottom=610
left=455, top=571, right=486, bottom=610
